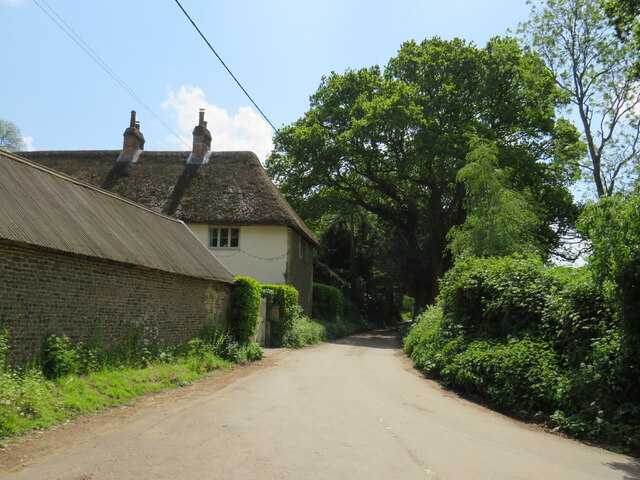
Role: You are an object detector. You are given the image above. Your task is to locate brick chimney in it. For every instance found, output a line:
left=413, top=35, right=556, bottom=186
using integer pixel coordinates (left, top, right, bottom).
left=118, top=110, right=145, bottom=162
left=188, top=109, right=212, bottom=164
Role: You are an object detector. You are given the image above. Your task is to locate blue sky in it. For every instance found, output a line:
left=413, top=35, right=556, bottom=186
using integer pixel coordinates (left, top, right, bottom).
left=1, top=0, right=532, bottom=161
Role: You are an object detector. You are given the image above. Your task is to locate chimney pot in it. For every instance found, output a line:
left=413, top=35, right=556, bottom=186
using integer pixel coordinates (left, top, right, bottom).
left=120, top=111, right=145, bottom=162
left=190, top=109, right=212, bottom=163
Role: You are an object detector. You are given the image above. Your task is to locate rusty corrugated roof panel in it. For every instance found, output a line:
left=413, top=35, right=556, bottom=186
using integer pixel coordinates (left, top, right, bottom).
left=0, top=151, right=233, bottom=284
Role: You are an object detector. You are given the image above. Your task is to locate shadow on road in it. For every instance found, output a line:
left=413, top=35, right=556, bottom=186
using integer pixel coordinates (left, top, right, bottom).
left=330, top=329, right=400, bottom=350
left=605, top=459, right=640, bottom=480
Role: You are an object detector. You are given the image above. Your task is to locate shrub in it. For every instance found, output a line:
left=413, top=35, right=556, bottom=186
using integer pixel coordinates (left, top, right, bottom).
left=442, top=338, right=562, bottom=413
left=619, top=254, right=640, bottom=337
left=403, top=306, right=467, bottom=375
left=555, top=330, right=640, bottom=448
left=197, top=324, right=263, bottom=364
left=41, top=333, right=79, bottom=379
left=187, top=338, right=222, bottom=373
left=438, top=255, right=553, bottom=337
left=540, top=268, right=616, bottom=368
left=312, top=283, right=344, bottom=322
left=405, top=311, right=563, bottom=413
left=263, top=284, right=299, bottom=347
left=282, top=315, right=326, bottom=348
left=242, top=342, right=264, bottom=362
left=230, top=276, right=263, bottom=342
left=401, top=296, right=415, bottom=320
left=578, top=193, right=640, bottom=337
left=281, top=310, right=368, bottom=349
left=221, top=340, right=263, bottom=364
left=551, top=403, right=640, bottom=452
left=405, top=255, right=640, bottom=453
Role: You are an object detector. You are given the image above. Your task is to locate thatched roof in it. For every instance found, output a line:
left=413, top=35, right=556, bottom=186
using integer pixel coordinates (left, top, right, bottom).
left=0, top=150, right=234, bottom=283
left=19, top=150, right=319, bottom=246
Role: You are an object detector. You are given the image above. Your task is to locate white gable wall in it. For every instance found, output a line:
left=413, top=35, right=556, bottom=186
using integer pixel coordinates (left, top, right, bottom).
left=187, top=224, right=288, bottom=285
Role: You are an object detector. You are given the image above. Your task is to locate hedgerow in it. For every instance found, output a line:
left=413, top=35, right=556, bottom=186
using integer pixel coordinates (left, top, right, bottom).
left=230, top=276, right=263, bottom=342
left=403, top=255, right=640, bottom=454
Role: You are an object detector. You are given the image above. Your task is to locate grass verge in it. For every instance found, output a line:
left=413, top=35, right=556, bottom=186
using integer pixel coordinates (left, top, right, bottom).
left=0, top=357, right=233, bottom=442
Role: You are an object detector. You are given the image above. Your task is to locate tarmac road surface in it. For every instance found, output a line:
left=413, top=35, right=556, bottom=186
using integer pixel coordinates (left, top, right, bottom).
left=0, top=330, right=638, bottom=480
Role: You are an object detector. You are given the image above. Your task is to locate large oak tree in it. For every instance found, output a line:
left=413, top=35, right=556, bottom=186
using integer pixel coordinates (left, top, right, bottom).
left=267, top=37, right=577, bottom=311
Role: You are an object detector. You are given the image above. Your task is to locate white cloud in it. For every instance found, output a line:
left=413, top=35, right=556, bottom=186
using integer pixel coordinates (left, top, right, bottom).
left=21, top=136, right=34, bottom=151
left=162, top=86, right=274, bottom=163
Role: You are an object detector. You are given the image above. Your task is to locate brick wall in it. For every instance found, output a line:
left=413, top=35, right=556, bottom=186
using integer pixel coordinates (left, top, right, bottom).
left=0, top=241, right=231, bottom=364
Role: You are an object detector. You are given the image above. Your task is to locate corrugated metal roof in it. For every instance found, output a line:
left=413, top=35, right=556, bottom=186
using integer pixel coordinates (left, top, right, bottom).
left=0, top=151, right=233, bottom=284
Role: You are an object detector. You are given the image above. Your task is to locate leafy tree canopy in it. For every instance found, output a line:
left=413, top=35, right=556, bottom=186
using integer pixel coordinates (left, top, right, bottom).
left=521, top=0, right=640, bottom=197
left=447, top=138, right=546, bottom=259
left=605, top=0, right=640, bottom=77
left=578, top=189, right=640, bottom=335
left=267, top=37, right=579, bottom=310
left=0, top=119, right=25, bottom=152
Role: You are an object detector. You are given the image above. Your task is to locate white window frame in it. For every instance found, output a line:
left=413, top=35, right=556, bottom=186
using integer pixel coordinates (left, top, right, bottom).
left=209, top=226, right=240, bottom=249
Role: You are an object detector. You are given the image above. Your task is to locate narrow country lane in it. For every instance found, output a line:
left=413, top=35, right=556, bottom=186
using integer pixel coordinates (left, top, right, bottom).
left=0, top=331, right=637, bottom=480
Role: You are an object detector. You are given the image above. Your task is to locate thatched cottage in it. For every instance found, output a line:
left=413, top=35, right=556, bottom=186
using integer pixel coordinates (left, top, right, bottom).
left=20, top=111, right=318, bottom=313
left=0, top=150, right=234, bottom=363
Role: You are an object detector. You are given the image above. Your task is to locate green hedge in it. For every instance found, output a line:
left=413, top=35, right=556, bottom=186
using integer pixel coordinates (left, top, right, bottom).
left=437, top=256, right=616, bottom=358
left=438, top=255, right=554, bottom=337
left=230, top=276, right=263, bottom=342
left=282, top=315, right=370, bottom=348
left=441, top=337, right=562, bottom=413
left=404, top=256, right=640, bottom=453
left=262, top=284, right=299, bottom=347
left=312, top=283, right=344, bottom=322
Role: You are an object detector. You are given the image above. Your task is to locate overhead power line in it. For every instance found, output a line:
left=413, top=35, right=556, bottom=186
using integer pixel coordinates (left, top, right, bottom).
left=173, top=0, right=277, bottom=131
left=32, top=0, right=191, bottom=150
